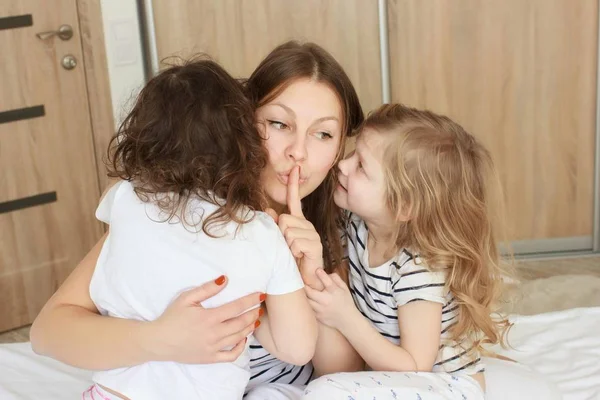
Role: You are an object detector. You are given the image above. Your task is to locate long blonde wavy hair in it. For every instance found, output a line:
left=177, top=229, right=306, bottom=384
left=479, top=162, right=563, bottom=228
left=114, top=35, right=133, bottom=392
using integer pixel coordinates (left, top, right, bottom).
left=363, top=103, right=511, bottom=349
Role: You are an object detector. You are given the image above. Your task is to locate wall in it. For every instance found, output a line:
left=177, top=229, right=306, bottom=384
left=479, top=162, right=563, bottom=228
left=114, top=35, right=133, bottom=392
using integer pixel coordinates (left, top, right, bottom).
left=99, top=0, right=145, bottom=129
left=98, top=0, right=599, bottom=254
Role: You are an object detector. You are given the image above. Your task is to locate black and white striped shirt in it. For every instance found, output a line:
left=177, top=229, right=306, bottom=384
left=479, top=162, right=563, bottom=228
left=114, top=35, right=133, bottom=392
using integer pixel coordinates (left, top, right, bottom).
left=345, top=213, right=484, bottom=376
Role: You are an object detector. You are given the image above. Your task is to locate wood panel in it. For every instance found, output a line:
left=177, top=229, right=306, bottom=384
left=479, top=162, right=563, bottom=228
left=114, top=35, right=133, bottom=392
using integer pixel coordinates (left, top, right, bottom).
left=0, top=0, right=104, bottom=331
left=151, top=0, right=382, bottom=114
left=388, top=0, right=598, bottom=242
left=77, top=0, right=116, bottom=192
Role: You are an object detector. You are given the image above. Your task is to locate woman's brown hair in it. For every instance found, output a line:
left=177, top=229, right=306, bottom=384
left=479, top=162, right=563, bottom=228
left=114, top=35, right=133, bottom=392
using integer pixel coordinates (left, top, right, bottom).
left=107, top=56, right=268, bottom=235
left=246, top=41, right=364, bottom=271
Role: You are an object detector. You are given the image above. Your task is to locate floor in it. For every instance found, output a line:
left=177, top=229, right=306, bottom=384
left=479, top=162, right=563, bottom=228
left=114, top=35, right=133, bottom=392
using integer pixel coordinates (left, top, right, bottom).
left=0, top=325, right=30, bottom=344
left=1, top=256, right=599, bottom=344
left=502, top=255, right=600, bottom=315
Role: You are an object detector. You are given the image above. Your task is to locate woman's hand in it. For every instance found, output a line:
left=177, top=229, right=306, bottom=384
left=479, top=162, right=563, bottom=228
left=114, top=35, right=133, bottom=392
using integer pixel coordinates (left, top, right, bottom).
left=148, top=276, right=265, bottom=364
left=305, top=269, right=359, bottom=331
left=267, top=166, right=325, bottom=290
left=32, top=234, right=265, bottom=370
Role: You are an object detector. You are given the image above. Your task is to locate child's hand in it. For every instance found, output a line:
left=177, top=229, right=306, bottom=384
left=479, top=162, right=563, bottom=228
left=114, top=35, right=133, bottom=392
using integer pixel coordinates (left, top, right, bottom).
left=305, top=269, right=358, bottom=330
left=267, top=166, right=325, bottom=290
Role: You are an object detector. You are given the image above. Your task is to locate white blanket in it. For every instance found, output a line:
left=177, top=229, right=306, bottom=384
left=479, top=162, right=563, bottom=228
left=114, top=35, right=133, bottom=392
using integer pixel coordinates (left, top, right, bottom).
left=487, top=306, right=600, bottom=400
left=0, top=342, right=92, bottom=398
left=0, top=307, right=598, bottom=399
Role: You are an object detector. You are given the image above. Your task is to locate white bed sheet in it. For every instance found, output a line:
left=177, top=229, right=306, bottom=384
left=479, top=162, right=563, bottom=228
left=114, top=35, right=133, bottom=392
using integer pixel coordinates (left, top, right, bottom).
left=0, top=307, right=598, bottom=399
left=487, top=306, right=600, bottom=400
left=0, top=342, right=92, bottom=399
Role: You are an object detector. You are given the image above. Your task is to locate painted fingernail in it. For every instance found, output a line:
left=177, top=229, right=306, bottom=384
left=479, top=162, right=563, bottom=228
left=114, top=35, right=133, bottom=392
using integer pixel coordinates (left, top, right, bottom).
left=259, top=293, right=267, bottom=302
left=258, top=308, right=264, bottom=317
left=215, top=275, right=226, bottom=285
left=254, top=320, right=261, bottom=329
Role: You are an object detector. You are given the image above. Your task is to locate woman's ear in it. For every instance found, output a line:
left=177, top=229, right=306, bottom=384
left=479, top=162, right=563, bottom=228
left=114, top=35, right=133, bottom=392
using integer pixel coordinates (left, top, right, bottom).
left=255, top=118, right=269, bottom=140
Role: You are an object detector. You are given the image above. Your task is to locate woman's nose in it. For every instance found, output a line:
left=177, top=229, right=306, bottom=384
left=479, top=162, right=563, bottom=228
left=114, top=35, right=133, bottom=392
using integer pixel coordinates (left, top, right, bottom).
left=286, top=134, right=307, bottom=162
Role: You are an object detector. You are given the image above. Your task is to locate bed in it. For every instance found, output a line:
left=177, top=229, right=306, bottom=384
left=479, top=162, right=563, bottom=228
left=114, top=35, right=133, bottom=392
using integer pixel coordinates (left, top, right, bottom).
left=0, top=307, right=598, bottom=399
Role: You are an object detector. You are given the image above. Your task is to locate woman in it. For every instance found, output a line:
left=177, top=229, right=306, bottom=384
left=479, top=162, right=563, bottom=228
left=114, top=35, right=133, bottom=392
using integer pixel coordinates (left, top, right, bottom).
left=31, top=41, right=557, bottom=400
left=31, top=40, right=362, bottom=397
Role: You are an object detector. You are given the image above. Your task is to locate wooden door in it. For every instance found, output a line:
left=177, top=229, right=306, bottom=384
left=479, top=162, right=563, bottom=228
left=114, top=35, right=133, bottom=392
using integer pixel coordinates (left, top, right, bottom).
left=388, top=0, right=598, bottom=250
left=0, top=0, right=104, bottom=331
left=151, top=0, right=383, bottom=115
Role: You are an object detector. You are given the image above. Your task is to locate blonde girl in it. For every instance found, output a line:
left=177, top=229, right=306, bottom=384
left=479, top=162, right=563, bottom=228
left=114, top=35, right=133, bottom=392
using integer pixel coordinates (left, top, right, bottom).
left=304, top=103, right=510, bottom=399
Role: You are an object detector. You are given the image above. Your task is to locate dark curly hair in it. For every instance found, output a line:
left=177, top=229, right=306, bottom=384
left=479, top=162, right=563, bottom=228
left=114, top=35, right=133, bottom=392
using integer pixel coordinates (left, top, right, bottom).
left=246, top=41, right=364, bottom=271
left=107, top=56, right=268, bottom=236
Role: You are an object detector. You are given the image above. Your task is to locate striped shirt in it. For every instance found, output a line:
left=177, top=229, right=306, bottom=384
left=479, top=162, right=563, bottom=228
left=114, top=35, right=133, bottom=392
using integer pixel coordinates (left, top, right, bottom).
left=246, top=337, right=314, bottom=393
left=345, top=212, right=484, bottom=376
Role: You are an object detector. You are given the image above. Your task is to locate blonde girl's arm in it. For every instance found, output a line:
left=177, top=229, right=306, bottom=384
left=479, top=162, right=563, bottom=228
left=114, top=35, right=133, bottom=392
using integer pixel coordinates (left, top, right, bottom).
left=306, top=268, right=442, bottom=372
left=340, top=301, right=442, bottom=371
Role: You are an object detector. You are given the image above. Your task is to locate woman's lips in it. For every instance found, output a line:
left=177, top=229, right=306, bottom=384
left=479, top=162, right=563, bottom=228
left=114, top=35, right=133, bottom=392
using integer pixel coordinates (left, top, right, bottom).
left=277, top=173, right=307, bottom=186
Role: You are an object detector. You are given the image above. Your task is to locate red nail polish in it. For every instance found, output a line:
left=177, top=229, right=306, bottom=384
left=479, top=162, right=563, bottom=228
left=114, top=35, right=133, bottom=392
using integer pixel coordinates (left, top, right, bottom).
left=254, top=320, right=261, bottom=329
left=259, top=293, right=267, bottom=302
left=258, top=308, right=264, bottom=317
left=215, top=275, right=226, bottom=285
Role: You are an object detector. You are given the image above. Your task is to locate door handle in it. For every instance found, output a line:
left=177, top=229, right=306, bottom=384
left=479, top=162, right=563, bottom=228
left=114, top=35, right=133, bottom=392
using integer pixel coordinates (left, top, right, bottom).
left=36, top=24, right=73, bottom=41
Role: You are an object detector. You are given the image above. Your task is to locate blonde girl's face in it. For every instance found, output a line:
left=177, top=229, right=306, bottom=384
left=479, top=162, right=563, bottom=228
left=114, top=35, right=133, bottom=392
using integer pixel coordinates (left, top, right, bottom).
left=335, top=128, right=395, bottom=224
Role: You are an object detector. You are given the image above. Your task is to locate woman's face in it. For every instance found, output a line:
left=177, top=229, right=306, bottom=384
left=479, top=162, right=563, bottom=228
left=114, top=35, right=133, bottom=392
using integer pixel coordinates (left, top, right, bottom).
left=256, top=79, right=343, bottom=211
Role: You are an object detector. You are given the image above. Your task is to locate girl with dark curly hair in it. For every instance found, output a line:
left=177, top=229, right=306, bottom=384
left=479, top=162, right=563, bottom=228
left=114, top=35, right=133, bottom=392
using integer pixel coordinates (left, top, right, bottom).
left=77, top=57, right=318, bottom=400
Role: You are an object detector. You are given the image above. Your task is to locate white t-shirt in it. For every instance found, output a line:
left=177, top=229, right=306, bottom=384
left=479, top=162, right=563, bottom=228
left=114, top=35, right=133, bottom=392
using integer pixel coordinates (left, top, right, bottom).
left=345, top=212, right=484, bottom=376
left=90, top=181, right=304, bottom=400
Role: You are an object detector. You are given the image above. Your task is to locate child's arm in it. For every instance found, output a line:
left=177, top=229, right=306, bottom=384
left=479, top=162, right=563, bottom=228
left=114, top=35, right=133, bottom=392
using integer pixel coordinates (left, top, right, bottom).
left=306, top=269, right=442, bottom=372
left=253, top=290, right=317, bottom=366
left=339, top=301, right=441, bottom=371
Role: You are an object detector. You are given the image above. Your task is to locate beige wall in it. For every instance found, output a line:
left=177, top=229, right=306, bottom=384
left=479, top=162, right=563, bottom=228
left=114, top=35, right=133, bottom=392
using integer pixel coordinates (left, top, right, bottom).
left=146, top=0, right=598, bottom=250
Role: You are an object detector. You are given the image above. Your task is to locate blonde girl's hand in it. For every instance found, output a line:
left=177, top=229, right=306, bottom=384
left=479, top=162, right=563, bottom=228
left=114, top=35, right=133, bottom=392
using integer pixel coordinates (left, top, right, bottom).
left=304, top=269, right=359, bottom=330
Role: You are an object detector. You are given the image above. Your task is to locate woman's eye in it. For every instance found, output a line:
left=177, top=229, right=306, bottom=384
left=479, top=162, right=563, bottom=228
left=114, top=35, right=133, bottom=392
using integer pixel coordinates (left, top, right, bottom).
left=315, top=131, right=333, bottom=140
left=267, top=120, right=288, bottom=130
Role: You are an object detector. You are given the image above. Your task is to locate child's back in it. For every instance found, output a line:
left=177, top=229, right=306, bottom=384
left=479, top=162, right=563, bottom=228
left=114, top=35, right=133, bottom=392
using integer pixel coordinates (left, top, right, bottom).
left=91, top=181, right=301, bottom=399
left=87, top=58, right=314, bottom=400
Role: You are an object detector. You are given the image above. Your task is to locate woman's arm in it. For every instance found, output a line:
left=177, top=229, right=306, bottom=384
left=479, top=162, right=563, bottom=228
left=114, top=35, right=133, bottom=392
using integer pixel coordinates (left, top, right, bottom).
left=312, top=323, right=365, bottom=376
left=254, top=289, right=317, bottom=366
left=267, top=211, right=362, bottom=373
left=309, top=265, right=364, bottom=376
left=266, top=168, right=361, bottom=372
left=30, top=233, right=154, bottom=369
left=31, top=233, right=264, bottom=370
